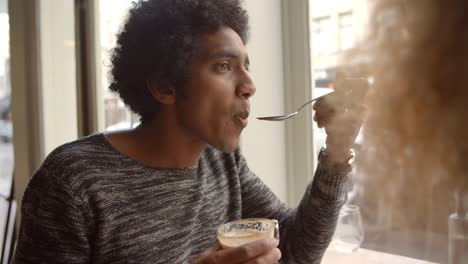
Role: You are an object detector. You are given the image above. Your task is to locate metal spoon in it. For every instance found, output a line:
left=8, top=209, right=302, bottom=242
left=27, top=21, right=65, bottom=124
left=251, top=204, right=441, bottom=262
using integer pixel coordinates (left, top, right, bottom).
left=257, top=88, right=335, bottom=121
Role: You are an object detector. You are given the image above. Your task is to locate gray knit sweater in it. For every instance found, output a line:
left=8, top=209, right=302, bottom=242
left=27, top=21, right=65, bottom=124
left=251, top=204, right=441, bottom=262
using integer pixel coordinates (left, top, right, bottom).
left=13, top=133, right=348, bottom=264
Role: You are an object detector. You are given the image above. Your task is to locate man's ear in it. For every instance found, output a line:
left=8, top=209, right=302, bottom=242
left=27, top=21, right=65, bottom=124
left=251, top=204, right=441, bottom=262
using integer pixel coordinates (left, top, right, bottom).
left=147, top=79, right=176, bottom=104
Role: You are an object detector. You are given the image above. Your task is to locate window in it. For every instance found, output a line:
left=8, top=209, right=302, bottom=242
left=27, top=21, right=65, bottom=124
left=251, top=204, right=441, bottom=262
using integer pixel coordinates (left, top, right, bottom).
left=0, top=0, right=12, bottom=195
left=0, top=0, right=14, bottom=260
left=98, top=0, right=139, bottom=131
left=312, top=16, right=335, bottom=55
left=309, top=0, right=455, bottom=263
left=310, top=0, right=361, bottom=186
left=339, top=12, right=354, bottom=50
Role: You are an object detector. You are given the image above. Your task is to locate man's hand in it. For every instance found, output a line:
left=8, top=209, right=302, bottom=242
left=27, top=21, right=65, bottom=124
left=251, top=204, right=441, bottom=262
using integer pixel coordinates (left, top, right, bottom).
left=313, top=79, right=368, bottom=164
left=191, top=238, right=281, bottom=264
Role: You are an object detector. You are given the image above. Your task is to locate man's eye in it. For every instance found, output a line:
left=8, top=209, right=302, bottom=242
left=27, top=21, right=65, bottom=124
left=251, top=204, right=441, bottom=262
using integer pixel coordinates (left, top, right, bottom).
left=244, top=63, right=250, bottom=71
left=217, top=62, right=231, bottom=72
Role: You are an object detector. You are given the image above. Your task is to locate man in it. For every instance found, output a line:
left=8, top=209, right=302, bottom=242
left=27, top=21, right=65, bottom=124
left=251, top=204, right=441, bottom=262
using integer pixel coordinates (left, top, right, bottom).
left=13, top=0, right=364, bottom=263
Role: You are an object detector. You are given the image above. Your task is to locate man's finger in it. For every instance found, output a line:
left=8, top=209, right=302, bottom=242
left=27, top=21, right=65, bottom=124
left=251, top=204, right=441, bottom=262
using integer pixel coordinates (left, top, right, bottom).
left=216, top=238, right=279, bottom=263
left=241, top=248, right=282, bottom=264
left=314, top=98, right=339, bottom=113
left=190, top=243, right=221, bottom=264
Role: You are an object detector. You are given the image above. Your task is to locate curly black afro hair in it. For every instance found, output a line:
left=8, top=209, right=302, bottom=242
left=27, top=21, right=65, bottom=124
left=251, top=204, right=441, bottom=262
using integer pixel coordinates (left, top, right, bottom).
left=109, top=0, right=250, bottom=123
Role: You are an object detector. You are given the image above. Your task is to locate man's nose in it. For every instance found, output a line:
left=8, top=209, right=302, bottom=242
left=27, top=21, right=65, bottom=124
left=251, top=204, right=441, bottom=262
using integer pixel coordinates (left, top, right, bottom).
left=236, top=74, right=256, bottom=99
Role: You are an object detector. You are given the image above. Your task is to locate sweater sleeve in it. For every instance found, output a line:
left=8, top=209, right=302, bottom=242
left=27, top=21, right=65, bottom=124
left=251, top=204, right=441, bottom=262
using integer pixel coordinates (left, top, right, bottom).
left=12, top=166, right=92, bottom=264
left=237, top=151, right=348, bottom=264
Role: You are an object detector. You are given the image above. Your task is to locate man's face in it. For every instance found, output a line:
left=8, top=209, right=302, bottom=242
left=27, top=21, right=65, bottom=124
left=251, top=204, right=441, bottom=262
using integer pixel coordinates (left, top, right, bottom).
left=175, top=26, right=256, bottom=153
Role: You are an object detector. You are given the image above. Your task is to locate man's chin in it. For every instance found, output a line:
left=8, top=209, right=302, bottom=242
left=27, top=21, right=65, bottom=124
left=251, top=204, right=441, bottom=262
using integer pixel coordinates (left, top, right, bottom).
left=211, top=139, right=240, bottom=154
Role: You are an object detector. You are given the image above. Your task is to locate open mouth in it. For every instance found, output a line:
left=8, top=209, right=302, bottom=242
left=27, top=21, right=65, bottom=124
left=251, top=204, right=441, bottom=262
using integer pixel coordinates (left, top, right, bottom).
left=233, top=111, right=249, bottom=129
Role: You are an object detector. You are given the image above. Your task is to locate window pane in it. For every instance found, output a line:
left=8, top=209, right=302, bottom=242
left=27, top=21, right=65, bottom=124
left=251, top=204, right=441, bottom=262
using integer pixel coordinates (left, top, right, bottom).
left=310, top=1, right=453, bottom=263
left=310, top=0, right=362, bottom=170
left=0, top=0, right=13, bottom=200
left=0, top=0, right=14, bottom=255
left=339, top=12, right=354, bottom=50
left=98, top=0, right=139, bottom=131
left=310, top=0, right=371, bottom=257
left=312, top=16, right=334, bottom=55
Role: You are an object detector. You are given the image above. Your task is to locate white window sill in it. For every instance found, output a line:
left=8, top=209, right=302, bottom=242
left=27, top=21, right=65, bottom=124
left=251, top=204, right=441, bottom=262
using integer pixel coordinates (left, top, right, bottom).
left=322, top=247, right=439, bottom=264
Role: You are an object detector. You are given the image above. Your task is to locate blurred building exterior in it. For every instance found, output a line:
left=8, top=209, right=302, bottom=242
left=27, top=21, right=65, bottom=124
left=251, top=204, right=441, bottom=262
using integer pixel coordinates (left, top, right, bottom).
left=311, top=0, right=368, bottom=88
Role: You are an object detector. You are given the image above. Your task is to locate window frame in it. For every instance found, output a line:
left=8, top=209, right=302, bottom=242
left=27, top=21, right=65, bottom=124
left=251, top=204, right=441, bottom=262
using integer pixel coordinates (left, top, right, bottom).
left=281, top=0, right=317, bottom=206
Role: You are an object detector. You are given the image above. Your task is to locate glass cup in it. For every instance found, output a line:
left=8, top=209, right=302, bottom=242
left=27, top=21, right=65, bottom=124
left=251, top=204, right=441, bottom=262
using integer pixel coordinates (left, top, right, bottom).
left=217, top=218, right=279, bottom=249
left=331, top=204, right=365, bottom=253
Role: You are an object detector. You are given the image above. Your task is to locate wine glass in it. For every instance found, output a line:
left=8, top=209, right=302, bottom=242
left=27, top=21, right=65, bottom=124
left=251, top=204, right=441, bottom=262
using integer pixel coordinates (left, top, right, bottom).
left=331, top=204, right=365, bottom=253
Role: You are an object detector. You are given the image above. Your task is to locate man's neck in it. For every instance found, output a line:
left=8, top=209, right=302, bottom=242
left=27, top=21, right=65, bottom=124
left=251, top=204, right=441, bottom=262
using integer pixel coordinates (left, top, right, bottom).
left=106, top=113, right=205, bottom=169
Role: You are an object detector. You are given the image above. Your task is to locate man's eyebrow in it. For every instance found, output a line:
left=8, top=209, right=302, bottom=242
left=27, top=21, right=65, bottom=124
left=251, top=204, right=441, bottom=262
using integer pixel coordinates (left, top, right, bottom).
left=209, top=50, right=240, bottom=59
left=209, top=50, right=250, bottom=65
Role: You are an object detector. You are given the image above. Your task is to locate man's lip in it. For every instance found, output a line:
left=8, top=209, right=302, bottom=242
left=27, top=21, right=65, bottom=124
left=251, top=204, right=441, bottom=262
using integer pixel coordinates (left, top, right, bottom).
left=234, top=112, right=249, bottom=128
left=237, top=111, right=249, bottom=120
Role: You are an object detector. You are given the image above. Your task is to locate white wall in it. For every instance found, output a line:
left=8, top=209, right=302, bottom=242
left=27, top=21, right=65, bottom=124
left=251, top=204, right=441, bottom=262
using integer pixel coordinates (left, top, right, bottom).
left=241, top=0, right=288, bottom=202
